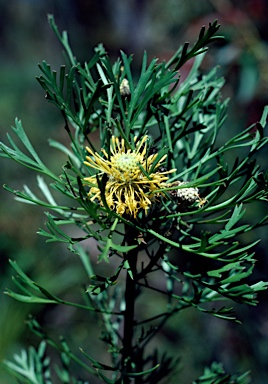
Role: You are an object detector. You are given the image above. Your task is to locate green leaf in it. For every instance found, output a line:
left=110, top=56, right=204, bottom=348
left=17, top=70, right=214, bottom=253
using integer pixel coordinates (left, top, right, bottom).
left=126, top=363, right=160, bottom=377
left=9, top=260, right=38, bottom=291
left=98, top=237, right=137, bottom=263
left=96, top=371, right=116, bottom=384
left=0, top=119, right=60, bottom=182
left=127, top=57, right=158, bottom=123
left=48, top=14, right=77, bottom=67
left=4, top=290, right=57, bottom=304
left=97, top=217, right=137, bottom=262
left=11, top=118, right=44, bottom=165
left=193, top=361, right=251, bottom=384
left=69, top=244, right=94, bottom=277
left=4, top=341, right=52, bottom=384
left=260, top=105, right=268, bottom=127
left=79, top=348, right=117, bottom=371
left=207, top=262, right=242, bottom=278
left=120, top=51, right=134, bottom=95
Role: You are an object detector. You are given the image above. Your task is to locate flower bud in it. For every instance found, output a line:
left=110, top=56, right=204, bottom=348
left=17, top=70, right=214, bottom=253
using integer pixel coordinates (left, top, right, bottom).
left=120, top=78, right=130, bottom=97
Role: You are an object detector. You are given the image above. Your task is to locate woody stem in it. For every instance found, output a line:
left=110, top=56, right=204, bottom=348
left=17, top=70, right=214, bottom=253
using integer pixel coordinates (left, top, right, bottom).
left=121, top=227, right=139, bottom=382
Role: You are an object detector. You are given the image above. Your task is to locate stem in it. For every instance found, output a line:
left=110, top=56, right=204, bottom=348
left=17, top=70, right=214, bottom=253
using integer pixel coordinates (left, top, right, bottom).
left=120, top=230, right=167, bottom=382
left=121, top=226, right=143, bottom=383
left=122, top=246, right=137, bottom=382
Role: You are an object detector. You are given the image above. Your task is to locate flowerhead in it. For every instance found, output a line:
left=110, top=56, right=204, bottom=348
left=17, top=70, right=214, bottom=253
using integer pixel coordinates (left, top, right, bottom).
left=169, top=181, right=206, bottom=211
left=84, top=135, right=175, bottom=218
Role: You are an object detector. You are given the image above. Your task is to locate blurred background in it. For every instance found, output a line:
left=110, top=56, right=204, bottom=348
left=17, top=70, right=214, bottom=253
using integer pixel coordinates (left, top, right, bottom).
left=1, top=0, right=268, bottom=383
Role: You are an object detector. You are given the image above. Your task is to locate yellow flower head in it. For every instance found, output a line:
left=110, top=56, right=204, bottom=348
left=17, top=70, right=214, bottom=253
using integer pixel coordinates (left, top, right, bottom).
left=84, top=136, right=175, bottom=218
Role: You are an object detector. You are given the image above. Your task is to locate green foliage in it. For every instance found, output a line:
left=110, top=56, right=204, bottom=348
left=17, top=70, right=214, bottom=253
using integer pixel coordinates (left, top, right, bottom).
left=1, top=15, right=268, bottom=384
left=4, top=341, right=52, bottom=384
left=193, top=362, right=251, bottom=384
